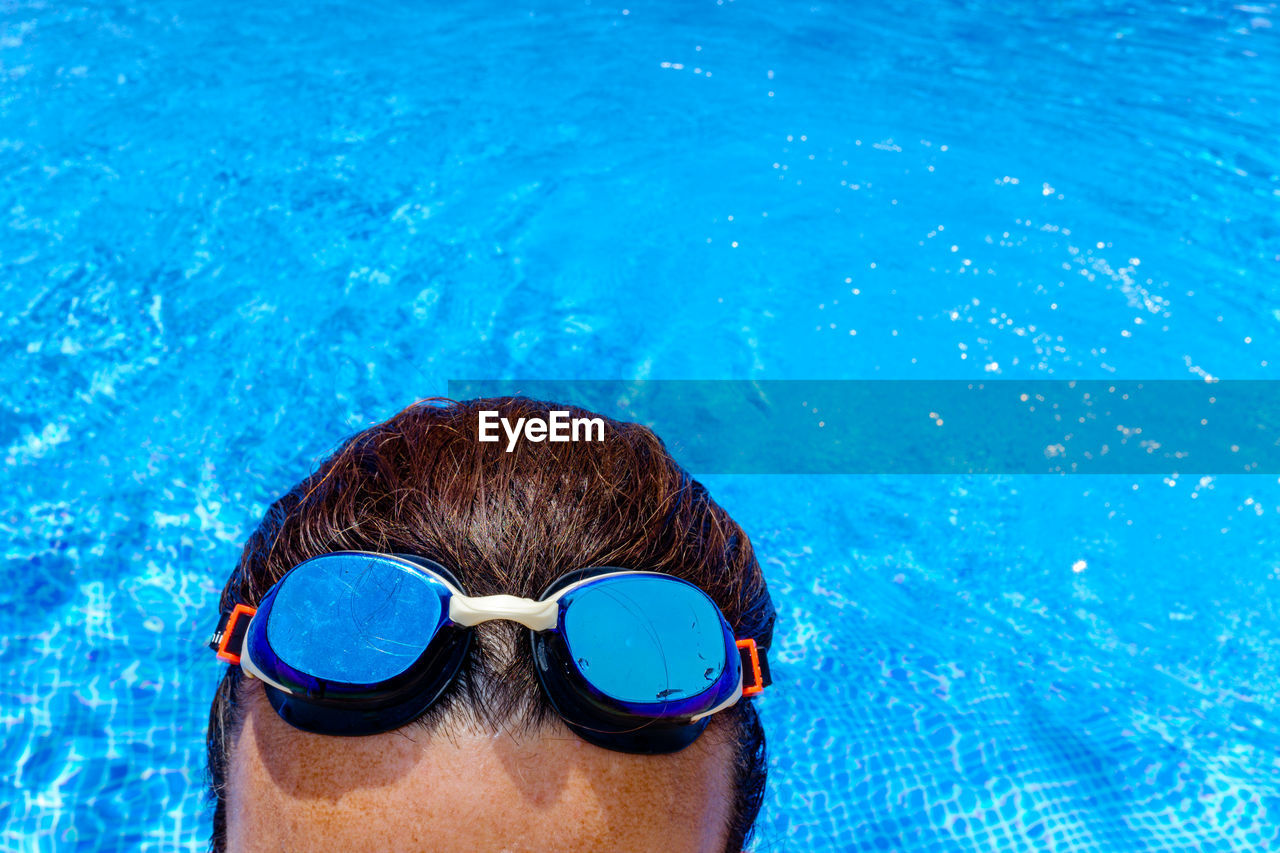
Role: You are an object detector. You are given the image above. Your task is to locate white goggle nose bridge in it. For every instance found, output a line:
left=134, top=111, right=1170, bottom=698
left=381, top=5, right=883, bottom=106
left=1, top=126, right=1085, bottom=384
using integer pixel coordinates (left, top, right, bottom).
left=440, top=569, right=649, bottom=632
left=448, top=593, right=560, bottom=631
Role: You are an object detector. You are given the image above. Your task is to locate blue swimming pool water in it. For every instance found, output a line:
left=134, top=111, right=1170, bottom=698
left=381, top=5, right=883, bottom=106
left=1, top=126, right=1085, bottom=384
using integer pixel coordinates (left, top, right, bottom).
left=2, top=0, right=1278, bottom=850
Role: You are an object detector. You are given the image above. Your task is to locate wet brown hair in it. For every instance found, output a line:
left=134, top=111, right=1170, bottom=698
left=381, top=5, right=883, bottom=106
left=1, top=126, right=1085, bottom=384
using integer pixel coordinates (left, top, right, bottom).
left=206, top=396, right=773, bottom=851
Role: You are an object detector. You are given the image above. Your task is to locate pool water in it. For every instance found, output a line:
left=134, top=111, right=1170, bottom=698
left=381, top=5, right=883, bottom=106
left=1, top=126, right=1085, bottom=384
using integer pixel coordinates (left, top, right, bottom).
left=3, top=0, right=1279, bottom=850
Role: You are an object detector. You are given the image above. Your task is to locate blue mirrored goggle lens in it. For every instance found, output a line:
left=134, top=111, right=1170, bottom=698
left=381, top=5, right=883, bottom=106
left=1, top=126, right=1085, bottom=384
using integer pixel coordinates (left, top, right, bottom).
left=562, top=576, right=728, bottom=705
left=266, top=554, right=443, bottom=684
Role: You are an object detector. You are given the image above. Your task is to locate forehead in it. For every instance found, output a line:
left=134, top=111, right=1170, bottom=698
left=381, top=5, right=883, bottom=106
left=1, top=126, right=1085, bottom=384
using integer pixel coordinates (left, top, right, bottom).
left=225, top=683, right=735, bottom=853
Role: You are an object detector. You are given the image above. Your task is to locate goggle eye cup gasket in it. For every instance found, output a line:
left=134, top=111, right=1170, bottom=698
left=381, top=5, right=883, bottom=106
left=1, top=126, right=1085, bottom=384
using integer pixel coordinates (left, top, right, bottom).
left=528, top=572, right=746, bottom=751
left=237, top=556, right=472, bottom=735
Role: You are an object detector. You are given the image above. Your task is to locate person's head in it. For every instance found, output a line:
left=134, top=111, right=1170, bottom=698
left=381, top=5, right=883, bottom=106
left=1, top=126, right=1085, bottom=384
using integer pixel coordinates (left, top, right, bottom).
left=206, top=397, right=774, bottom=852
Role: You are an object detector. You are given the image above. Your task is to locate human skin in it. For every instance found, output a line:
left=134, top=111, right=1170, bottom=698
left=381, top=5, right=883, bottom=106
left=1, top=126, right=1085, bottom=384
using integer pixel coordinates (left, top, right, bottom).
left=226, top=683, right=737, bottom=853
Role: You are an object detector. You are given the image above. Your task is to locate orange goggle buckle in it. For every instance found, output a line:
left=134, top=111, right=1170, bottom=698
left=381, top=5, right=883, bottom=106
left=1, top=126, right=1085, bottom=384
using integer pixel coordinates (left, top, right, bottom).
left=209, top=603, right=257, bottom=665
left=736, top=638, right=770, bottom=697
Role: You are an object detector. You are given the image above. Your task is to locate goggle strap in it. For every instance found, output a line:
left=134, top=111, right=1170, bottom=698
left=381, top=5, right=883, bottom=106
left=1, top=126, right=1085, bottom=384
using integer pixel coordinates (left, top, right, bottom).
left=736, top=638, right=771, bottom=697
left=208, top=603, right=257, bottom=665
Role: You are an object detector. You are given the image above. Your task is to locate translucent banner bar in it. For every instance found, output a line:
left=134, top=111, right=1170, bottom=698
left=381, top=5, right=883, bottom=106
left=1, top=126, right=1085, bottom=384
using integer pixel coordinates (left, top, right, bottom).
left=446, top=380, right=1280, bottom=474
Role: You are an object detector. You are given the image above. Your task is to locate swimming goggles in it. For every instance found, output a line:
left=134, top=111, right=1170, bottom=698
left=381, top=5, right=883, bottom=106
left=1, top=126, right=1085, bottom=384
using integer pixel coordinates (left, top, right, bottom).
left=209, top=551, right=772, bottom=754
